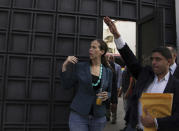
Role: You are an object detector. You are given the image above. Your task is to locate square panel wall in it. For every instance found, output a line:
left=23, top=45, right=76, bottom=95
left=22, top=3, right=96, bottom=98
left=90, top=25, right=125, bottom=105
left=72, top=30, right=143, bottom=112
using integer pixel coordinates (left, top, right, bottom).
left=101, top=0, right=119, bottom=16
left=0, top=32, right=7, bottom=52
left=58, top=15, right=77, bottom=34
left=6, top=79, right=27, bottom=100
left=54, top=81, right=75, bottom=101
left=29, top=79, right=50, bottom=100
left=79, top=0, right=98, bottom=14
left=4, top=104, right=26, bottom=124
left=0, top=10, right=9, bottom=30
left=13, top=0, right=33, bottom=9
left=58, top=0, right=77, bottom=12
left=30, top=57, right=52, bottom=78
left=8, top=32, right=30, bottom=53
left=35, top=0, right=56, bottom=10
left=31, top=34, right=53, bottom=54
left=7, top=55, right=29, bottom=77
left=28, top=104, right=49, bottom=124
left=0, top=55, right=5, bottom=76
left=56, top=36, right=75, bottom=56
left=34, top=13, right=55, bottom=33
left=79, top=17, right=97, bottom=36
left=11, top=11, right=32, bottom=31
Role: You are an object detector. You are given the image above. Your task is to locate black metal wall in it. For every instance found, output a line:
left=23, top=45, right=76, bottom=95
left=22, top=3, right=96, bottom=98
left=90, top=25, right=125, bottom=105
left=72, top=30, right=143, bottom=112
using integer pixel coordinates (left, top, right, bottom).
left=0, top=0, right=176, bottom=131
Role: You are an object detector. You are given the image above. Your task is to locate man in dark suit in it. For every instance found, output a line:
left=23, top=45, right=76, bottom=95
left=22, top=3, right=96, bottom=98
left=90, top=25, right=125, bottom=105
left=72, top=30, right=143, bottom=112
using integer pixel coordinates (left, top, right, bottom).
left=166, top=45, right=179, bottom=79
left=104, top=16, right=179, bottom=131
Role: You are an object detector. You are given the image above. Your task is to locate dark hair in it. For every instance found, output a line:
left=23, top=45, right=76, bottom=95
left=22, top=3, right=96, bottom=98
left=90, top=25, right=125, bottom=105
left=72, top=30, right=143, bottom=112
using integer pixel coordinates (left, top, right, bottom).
left=152, top=47, right=172, bottom=60
left=95, top=39, right=110, bottom=67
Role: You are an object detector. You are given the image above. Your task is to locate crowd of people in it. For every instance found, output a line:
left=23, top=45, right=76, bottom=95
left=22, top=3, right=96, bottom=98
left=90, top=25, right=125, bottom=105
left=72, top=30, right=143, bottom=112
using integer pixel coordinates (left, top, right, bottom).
left=60, top=16, right=179, bottom=131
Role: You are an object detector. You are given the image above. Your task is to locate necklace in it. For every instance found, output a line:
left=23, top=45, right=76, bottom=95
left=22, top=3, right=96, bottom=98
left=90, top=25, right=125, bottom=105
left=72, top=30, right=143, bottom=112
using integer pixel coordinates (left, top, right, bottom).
left=92, top=64, right=103, bottom=87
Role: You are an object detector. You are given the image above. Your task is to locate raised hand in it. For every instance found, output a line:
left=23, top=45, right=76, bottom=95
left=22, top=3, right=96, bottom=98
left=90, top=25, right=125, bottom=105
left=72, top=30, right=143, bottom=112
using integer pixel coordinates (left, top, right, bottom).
left=104, top=16, right=120, bottom=39
left=62, top=56, right=78, bottom=72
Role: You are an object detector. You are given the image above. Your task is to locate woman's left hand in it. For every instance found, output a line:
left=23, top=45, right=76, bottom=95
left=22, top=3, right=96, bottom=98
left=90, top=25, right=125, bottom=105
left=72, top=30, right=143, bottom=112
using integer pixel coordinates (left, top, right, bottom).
left=96, top=91, right=108, bottom=101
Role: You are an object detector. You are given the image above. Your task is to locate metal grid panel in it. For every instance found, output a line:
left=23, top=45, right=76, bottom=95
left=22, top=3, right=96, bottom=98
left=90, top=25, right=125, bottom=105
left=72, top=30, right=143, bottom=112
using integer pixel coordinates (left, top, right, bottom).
left=55, top=36, right=76, bottom=56
left=157, top=0, right=172, bottom=6
left=0, top=31, right=7, bottom=52
left=11, top=11, right=33, bottom=32
left=141, top=4, right=155, bottom=18
left=54, top=81, right=75, bottom=101
left=165, top=26, right=175, bottom=43
left=101, top=0, right=119, bottom=17
left=4, top=103, right=26, bottom=124
left=35, top=0, right=56, bottom=11
left=79, top=0, right=99, bottom=15
left=0, top=102, right=1, bottom=127
left=0, top=55, right=5, bottom=77
left=30, top=56, right=52, bottom=78
left=121, top=2, right=137, bottom=19
left=34, top=13, right=55, bottom=33
left=28, top=104, right=49, bottom=124
left=58, top=15, right=77, bottom=35
left=6, top=78, right=27, bottom=100
left=165, top=8, right=174, bottom=25
left=13, top=0, right=34, bottom=9
left=3, top=128, right=25, bottom=131
left=8, top=32, right=30, bottom=53
left=0, top=0, right=11, bottom=7
left=58, top=0, right=77, bottom=12
left=52, top=104, right=70, bottom=124
left=79, top=17, right=97, bottom=36
left=31, top=34, right=54, bottom=55
left=7, top=55, right=29, bottom=77
left=0, top=79, right=3, bottom=99
left=142, top=0, right=156, bottom=4
left=0, top=10, right=9, bottom=31
left=29, top=79, right=50, bottom=100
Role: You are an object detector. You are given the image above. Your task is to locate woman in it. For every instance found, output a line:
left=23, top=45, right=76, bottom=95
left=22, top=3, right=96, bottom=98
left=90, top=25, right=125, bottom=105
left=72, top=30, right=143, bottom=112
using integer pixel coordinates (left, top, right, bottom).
left=61, top=39, right=113, bottom=131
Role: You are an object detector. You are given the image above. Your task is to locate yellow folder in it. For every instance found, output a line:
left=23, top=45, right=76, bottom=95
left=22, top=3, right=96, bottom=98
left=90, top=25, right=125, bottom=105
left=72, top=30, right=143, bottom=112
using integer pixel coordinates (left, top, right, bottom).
left=140, top=93, right=173, bottom=131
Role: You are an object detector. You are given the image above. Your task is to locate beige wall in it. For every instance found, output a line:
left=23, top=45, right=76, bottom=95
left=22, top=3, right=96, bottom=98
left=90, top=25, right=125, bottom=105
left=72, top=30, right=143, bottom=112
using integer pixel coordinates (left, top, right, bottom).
left=103, top=20, right=136, bottom=54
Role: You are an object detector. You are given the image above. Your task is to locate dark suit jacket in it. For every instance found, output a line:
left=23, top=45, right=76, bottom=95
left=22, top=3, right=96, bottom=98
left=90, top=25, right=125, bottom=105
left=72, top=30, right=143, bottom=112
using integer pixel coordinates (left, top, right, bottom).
left=60, top=62, right=113, bottom=117
left=118, top=45, right=179, bottom=131
left=173, top=65, right=179, bottom=80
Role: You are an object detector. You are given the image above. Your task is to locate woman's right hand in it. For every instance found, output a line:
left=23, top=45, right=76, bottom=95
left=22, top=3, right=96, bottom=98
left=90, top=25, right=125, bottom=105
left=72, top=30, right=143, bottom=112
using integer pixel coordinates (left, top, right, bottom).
left=62, top=56, right=78, bottom=72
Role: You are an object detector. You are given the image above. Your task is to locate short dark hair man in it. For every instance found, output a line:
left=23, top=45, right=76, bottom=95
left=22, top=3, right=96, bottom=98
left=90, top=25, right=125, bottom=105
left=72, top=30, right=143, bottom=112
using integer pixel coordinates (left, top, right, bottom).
left=104, top=16, right=179, bottom=131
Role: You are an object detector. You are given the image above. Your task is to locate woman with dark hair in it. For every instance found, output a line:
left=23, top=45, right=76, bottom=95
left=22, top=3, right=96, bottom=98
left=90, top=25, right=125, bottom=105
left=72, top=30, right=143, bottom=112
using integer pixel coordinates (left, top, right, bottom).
left=61, top=39, right=113, bottom=131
